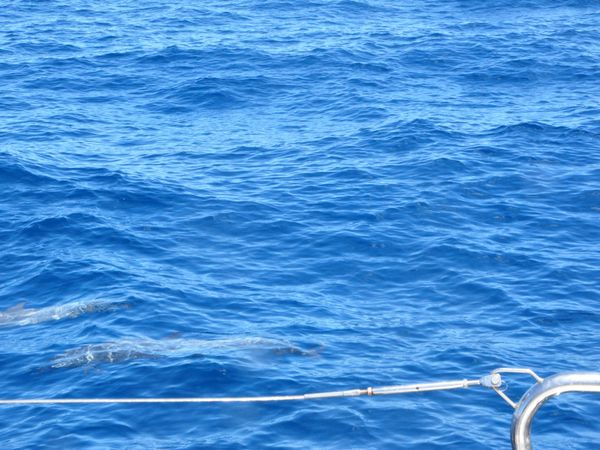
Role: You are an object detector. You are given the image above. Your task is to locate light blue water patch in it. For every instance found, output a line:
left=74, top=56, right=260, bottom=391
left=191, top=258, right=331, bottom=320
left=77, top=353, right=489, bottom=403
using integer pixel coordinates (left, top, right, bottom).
left=1, top=1, right=600, bottom=449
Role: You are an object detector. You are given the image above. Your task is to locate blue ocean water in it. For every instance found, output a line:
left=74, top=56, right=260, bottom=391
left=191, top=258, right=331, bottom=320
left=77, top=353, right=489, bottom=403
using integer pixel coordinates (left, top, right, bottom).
left=1, top=0, right=600, bottom=448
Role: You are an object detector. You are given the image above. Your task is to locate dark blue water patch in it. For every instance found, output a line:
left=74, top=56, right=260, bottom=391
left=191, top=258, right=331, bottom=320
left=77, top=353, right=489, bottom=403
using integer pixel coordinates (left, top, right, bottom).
left=0, top=154, right=59, bottom=187
left=147, top=76, right=274, bottom=113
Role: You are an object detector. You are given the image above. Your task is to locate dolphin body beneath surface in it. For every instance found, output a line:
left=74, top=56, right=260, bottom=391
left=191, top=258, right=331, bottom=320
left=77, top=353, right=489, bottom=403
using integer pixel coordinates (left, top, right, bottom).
left=0, top=300, right=127, bottom=328
left=50, top=337, right=316, bottom=369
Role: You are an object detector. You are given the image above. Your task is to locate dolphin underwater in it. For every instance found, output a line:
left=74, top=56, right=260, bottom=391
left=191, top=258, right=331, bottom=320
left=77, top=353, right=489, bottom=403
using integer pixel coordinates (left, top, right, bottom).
left=50, top=337, right=316, bottom=369
left=0, top=300, right=127, bottom=328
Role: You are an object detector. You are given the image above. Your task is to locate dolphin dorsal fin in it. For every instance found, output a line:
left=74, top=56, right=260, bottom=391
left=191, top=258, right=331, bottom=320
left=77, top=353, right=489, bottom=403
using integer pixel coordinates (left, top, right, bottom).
left=6, top=302, right=26, bottom=313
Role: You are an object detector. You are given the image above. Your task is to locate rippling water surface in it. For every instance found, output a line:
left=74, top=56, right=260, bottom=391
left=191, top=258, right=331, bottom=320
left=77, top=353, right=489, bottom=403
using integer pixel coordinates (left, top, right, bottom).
left=1, top=1, right=600, bottom=449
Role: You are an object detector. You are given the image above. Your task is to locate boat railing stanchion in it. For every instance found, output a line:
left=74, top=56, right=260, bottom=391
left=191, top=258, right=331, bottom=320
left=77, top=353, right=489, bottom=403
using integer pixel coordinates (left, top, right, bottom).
left=489, top=368, right=600, bottom=450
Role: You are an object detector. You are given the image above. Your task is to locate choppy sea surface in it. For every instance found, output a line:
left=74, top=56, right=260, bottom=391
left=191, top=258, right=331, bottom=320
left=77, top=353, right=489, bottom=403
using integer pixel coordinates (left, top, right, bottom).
left=1, top=1, right=600, bottom=449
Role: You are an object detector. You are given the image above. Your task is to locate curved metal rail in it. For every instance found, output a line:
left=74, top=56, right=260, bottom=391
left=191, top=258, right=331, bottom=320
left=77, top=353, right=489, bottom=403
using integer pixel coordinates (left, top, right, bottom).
left=510, top=372, right=600, bottom=450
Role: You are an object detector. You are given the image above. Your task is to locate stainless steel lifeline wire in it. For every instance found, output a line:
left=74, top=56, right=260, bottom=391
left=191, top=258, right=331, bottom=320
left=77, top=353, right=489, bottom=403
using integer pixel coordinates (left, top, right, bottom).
left=0, top=372, right=501, bottom=405
left=2, top=367, right=600, bottom=450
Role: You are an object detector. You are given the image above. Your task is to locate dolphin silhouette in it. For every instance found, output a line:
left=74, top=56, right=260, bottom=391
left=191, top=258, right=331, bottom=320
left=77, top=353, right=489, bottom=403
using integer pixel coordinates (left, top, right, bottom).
left=50, top=336, right=316, bottom=369
left=0, top=300, right=127, bottom=328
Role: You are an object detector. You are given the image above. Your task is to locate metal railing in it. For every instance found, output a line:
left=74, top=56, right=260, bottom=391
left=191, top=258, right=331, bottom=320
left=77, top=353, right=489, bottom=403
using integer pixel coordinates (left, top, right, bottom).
left=509, top=371, right=600, bottom=450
